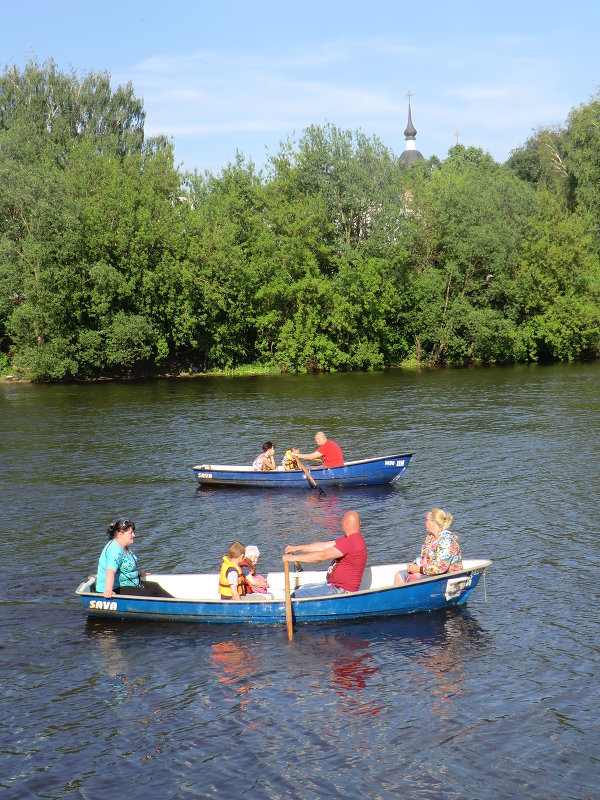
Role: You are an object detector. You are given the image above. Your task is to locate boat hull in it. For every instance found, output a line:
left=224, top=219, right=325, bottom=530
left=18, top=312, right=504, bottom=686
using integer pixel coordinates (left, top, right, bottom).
left=192, top=453, right=413, bottom=489
left=76, top=560, right=491, bottom=625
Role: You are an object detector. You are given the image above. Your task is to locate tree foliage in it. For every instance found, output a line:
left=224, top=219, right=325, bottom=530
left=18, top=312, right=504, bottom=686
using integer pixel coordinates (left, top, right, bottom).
left=1, top=60, right=599, bottom=380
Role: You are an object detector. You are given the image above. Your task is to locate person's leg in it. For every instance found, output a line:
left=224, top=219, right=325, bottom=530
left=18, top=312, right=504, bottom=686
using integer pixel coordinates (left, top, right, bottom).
left=142, top=580, right=174, bottom=597
left=243, top=593, right=273, bottom=601
left=114, top=585, right=146, bottom=596
left=293, top=583, right=345, bottom=598
left=114, top=582, right=173, bottom=598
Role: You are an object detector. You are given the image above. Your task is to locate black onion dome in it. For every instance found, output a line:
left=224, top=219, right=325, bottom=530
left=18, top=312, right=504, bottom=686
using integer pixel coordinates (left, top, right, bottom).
left=400, top=148, right=424, bottom=165
left=404, top=106, right=417, bottom=139
left=400, top=98, right=425, bottom=165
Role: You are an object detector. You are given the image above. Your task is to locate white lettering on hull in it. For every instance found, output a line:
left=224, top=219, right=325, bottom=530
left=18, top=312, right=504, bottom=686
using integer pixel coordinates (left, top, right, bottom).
left=89, top=600, right=118, bottom=610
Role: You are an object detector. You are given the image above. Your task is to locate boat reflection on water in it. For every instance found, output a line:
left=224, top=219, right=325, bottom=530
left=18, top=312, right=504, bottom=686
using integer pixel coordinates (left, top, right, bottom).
left=413, top=610, right=486, bottom=714
left=209, top=638, right=258, bottom=709
left=193, top=481, right=409, bottom=570
left=85, top=624, right=146, bottom=700
left=301, top=491, right=345, bottom=537
left=321, top=607, right=491, bottom=716
left=206, top=627, right=384, bottom=719
left=83, top=606, right=490, bottom=730
left=259, top=485, right=402, bottom=536
left=85, top=625, right=163, bottom=724
left=327, top=634, right=383, bottom=716
left=252, top=488, right=347, bottom=536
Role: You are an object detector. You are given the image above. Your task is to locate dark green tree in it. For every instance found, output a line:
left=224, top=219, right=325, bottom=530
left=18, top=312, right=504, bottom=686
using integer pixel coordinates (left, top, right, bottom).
left=565, top=92, right=600, bottom=243
left=0, top=60, right=184, bottom=378
left=406, top=145, right=536, bottom=364
left=182, top=154, right=266, bottom=370
left=510, top=192, right=600, bottom=361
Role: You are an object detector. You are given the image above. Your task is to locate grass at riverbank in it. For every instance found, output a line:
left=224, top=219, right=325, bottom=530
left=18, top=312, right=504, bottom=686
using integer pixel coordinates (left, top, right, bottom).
left=0, top=357, right=458, bottom=383
left=0, top=362, right=285, bottom=383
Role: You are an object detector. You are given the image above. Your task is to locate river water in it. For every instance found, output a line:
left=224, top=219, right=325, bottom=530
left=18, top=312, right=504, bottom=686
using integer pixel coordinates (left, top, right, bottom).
left=1, top=364, right=598, bottom=800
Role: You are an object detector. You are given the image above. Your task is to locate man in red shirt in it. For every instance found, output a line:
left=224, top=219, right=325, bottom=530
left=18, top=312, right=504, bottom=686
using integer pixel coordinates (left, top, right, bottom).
left=296, top=431, right=344, bottom=468
left=282, top=510, right=367, bottom=597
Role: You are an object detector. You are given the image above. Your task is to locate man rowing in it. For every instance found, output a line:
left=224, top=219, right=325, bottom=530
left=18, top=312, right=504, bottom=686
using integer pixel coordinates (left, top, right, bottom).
left=282, top=510, right=366, bottom=597
left=295, top=431, right=344, bottom=468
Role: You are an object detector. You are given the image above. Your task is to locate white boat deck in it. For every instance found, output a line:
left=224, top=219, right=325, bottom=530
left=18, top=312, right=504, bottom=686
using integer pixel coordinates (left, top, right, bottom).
left=115, top=559, right=490, bottom=602
left=192, top=455, right=406, bottom=472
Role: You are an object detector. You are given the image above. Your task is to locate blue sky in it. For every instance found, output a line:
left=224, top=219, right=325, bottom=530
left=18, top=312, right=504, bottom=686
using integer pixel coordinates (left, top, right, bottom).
left=2, top=0, right=598, bottom=175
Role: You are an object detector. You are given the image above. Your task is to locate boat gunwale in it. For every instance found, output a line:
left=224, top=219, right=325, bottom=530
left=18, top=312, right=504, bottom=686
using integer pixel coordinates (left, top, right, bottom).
left=76, top=559, right=492, bottom=604
left=192, top=452, right=414, bottom=474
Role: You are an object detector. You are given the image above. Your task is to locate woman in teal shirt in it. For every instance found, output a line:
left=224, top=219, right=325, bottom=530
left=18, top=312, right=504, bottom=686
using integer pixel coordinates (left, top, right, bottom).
left=96, top=518, right=172, bottom=598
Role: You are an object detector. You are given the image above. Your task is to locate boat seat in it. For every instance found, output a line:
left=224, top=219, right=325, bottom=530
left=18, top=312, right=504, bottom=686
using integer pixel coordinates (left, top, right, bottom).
left=359, top=565, right=404, bottom=590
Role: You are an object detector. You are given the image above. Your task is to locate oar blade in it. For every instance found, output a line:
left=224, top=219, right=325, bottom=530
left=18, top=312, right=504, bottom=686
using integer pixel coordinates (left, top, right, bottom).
left=296, top=458, right=326, bottom=496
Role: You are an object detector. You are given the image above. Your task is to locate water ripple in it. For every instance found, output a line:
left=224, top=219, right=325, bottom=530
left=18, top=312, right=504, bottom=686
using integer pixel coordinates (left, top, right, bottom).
left=1, top=363, right=599, bottom=800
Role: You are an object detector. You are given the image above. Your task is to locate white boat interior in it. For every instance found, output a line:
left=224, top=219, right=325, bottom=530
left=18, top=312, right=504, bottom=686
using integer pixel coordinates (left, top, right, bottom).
left=192, top=456, right=401, bottom=472
left=193, top=464, right=325, bottom=473
left=77, top=560, right=491, bottom=603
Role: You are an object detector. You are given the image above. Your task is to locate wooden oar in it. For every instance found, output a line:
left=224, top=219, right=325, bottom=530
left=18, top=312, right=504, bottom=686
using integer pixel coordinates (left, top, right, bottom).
left=284, top=560, right=293, bottom=641
left=296, top=458, right=326, bottom=496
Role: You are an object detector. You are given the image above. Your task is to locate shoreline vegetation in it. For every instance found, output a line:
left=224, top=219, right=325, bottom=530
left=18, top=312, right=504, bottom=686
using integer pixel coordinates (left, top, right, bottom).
left=1, top=60, right=599, bottom=384
left=0, top=359, right=424, bottom=383
left=4, top=354, right=589, bottom=385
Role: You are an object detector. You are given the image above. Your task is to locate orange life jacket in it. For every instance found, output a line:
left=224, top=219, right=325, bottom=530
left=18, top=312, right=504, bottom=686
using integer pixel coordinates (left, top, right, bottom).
left=238, top=558, right=256, bottom=594
left=282, top=450, right=299, bottom=470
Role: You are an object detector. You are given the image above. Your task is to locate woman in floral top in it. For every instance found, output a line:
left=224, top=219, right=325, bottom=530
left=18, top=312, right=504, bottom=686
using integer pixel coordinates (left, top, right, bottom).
left=394, top=508, right=463, bottom=584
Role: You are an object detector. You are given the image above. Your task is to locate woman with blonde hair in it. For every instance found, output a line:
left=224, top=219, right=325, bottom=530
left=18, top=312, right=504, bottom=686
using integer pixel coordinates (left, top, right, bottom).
left=395, top=508, right=463, bottom=585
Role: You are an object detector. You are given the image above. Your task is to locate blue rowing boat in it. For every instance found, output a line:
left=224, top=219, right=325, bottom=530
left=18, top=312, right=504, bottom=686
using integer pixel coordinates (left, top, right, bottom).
left=75, top=559, right=491, bottom=624
left=192, top=453, right=413, bottom=489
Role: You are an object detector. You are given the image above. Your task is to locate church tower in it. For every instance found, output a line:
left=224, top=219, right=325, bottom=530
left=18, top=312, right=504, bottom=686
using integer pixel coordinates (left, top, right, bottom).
left=400, top=93, right=424, bottom=165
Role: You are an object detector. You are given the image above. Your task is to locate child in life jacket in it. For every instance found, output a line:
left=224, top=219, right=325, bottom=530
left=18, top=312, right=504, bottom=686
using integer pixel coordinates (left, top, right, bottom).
left=218, top=541, right=247, bottom=600
left=281, top=447, right=300, bottom=470
left=239, top=545, right=270, bottom=595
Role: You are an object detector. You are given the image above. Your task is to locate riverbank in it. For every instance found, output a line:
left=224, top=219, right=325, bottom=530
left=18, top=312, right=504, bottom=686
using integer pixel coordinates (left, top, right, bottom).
left=1, top=361, right=421, bottom=384
left=5, top=355, right=594, bottom=384
left=0, top=363, right=284, bottom=384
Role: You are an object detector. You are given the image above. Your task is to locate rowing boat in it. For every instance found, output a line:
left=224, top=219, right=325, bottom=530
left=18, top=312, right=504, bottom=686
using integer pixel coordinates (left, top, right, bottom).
left=192, top=453, right=413, bottom=489
left=76, top=559, right=491, bottom=624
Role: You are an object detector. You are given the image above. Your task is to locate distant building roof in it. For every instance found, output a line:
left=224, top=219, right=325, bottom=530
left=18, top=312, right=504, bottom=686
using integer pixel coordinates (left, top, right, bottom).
left=400, top=148, right=423, bottom=166
left=400, top=98, right=424, bottom=165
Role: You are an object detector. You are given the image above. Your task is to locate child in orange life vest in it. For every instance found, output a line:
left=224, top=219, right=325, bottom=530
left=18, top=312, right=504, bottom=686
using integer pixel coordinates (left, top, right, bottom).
left=239, top=545, right=269, bottom=594
left=282, top=447, right=300, bottom=470
left=218, top=541, right=246, bottom=600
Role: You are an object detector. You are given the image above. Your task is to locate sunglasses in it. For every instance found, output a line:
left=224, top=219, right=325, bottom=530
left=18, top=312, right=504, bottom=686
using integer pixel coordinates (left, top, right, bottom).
left=114, top=518, right=135, bottom=532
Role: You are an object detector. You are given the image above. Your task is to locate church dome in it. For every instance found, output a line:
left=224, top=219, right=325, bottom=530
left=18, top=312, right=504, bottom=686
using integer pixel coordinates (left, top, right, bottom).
left=400, top=97, right=424, bottom=165
left=400, top=148, right=423, bottom=165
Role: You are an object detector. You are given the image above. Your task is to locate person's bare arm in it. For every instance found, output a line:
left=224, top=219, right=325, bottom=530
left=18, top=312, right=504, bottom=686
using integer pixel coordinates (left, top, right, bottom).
left=285, top=540, right=335, bottom=554
left=282, top=544, right=342, bottom=564
left=295, top=449, right=323, bottom=462
left=103, top=568, right=116, bottom=598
